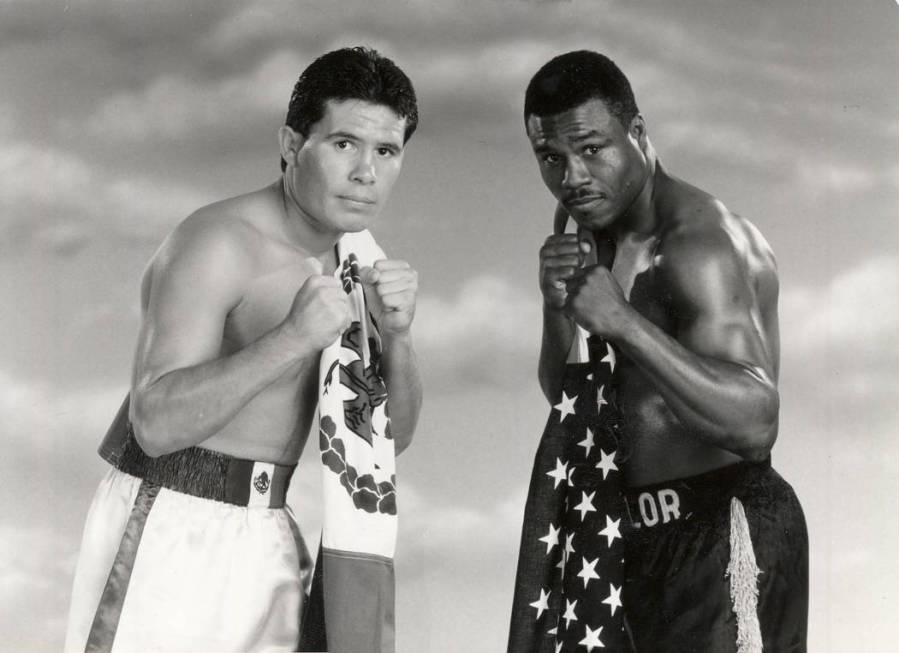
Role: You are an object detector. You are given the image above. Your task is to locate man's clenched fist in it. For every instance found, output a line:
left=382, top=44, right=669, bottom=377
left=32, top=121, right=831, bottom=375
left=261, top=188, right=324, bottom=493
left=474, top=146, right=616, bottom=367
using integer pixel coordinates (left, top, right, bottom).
left=360, top=259, right=418, bottom=335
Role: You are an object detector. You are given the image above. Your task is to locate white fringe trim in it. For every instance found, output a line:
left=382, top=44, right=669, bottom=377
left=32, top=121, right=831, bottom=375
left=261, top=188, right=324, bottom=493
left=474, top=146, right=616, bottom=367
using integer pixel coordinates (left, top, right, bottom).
left=726, top=497, right=763, bottom=652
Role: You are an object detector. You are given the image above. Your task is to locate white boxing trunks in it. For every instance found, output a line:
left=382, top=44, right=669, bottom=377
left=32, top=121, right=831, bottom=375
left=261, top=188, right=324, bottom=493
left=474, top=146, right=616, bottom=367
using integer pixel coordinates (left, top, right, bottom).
left=64, top=432, right=313, bottom=653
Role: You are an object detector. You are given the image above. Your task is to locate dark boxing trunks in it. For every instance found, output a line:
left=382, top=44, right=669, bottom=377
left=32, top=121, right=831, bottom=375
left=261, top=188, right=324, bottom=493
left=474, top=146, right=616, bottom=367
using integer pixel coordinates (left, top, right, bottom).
left=623, top=459, right=808, bottom=652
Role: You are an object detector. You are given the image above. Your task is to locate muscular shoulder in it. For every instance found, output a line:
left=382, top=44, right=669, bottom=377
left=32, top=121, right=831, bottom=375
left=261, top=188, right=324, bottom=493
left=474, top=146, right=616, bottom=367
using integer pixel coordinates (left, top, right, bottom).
left=141, top=199, right=261, bottom=309
left=655, top=191, right=776, bottom=316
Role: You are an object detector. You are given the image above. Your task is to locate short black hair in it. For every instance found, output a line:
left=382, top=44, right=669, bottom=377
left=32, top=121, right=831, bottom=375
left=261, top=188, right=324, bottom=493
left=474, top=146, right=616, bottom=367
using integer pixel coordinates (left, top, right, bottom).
left=281, top=46, right=419, bottom=171
left=524, top=50, right=639, bottom=127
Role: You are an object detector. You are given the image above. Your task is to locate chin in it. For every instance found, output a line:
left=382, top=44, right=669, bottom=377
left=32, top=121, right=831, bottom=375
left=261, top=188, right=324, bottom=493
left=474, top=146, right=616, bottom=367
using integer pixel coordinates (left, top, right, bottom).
left=316, top=206, right=371, bottom=233
left=336, top=212, right=378, bottom=233
left=570, top=212, right=610, bottom=232
left=583, top=208, right=622, bottom=231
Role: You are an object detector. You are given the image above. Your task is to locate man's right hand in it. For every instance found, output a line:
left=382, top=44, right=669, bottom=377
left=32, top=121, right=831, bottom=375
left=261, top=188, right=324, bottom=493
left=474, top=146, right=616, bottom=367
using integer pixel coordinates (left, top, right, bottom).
left=539, top=234, right=591, bottom=310
left=283, top=264, right=352, bottom=355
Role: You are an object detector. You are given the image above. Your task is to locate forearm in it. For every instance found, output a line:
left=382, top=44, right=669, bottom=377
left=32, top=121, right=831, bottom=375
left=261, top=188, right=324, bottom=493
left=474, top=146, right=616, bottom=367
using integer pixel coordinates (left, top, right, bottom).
left=615, top=309, right=778, bottom=458
left=379, top=331, right=422, bottom=455
left=539, top=306, right=576, bottom=404
left=131, top=327, right=313, bottom=456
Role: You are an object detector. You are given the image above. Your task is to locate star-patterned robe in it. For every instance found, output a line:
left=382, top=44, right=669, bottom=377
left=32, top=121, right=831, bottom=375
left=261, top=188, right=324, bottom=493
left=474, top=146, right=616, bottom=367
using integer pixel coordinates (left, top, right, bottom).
left=508, top=332, right=628, bottom=653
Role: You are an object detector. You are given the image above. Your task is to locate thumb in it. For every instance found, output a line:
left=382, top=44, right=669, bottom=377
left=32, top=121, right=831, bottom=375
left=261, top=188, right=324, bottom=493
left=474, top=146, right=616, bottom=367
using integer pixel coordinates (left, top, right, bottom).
left=359, top=265, right=380, bottom=286
left=553, top=203, right=569, bottom=235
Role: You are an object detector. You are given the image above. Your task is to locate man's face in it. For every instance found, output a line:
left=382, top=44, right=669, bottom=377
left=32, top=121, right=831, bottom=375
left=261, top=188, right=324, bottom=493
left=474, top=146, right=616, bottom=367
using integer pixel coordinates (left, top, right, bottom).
left=286, top=98, right=407, bottom=234
left=526, top=98, right=648, bottom=231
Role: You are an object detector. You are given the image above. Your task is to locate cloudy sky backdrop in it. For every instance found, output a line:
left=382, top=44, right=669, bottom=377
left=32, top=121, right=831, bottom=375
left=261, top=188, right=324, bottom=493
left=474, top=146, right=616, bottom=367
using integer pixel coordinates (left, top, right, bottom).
left=1, top=1, right=897, bottom=650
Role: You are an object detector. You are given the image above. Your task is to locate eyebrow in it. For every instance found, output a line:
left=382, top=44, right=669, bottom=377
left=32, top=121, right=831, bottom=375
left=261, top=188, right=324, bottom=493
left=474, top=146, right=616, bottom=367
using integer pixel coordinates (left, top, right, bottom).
left=571, top=130, right=607, bottom=143
left=326, top=130, right=361, bottom=141
left=531, top=128, right=608, bottom=150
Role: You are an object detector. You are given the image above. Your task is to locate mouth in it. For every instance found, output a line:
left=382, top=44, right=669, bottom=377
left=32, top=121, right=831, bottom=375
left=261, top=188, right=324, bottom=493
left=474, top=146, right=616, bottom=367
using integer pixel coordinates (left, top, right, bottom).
left=338, top=195, right=376, bottom=206
left=564, top=193, right=607, bottom=209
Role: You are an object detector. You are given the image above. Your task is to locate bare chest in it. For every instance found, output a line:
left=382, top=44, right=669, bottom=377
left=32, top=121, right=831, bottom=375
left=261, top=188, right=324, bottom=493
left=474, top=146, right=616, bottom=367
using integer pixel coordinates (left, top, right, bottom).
left=222, top=265, right=308, bottom=352
left=611, top=236, right=669, bottom=328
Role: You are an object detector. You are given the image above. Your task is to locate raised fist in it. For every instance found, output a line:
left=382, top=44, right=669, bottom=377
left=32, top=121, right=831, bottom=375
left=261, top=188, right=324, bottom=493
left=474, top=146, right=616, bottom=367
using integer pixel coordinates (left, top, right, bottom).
left=283, top=263, right=352, bottom=354
left=540, top=233, right=591, bottom=310
left=359, top=259, right=418, bottom=335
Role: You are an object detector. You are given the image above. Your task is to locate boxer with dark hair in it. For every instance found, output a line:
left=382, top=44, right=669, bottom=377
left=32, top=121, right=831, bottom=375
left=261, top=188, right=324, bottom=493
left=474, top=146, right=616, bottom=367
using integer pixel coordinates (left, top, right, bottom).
left=65, top=46, right=422, bottom=653
left=509, top=50, right=808, bottom=652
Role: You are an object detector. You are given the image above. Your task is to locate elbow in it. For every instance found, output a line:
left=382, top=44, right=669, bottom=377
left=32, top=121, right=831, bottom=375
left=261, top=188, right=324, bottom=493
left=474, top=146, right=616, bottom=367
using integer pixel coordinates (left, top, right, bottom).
left=736, top=389, right=779, bottom=462
left=538, top=373, right=561, bottom=406
left=394, top=437, right=411, bottom=457
left=129, top=392, right=172, bottom=458
left=392, top=411, right=420, bottom=456
left=392, top=426, right=416, bottom=457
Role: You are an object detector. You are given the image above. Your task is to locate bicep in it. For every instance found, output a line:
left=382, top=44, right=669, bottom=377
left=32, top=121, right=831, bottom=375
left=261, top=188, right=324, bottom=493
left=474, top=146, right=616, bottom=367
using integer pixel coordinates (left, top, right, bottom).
left=132, top=228, right=245, bottom=387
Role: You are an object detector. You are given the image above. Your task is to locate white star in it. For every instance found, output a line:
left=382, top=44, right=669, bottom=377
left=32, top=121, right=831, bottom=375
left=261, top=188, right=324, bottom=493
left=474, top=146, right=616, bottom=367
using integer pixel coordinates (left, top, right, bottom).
left=554, top=642, right=563, bottom=653
left=595, top=449, right=618, bottom=480
left=538, top=523, right=561, bottom=554
left=548, top=627, right=558, bottom=636
left=579, top=624, right=605, bottom=651
left=601, top=342, right=616, bottom=372
left=554, top=391, right=578, bottom=422
left=546, top=458, right=569, bottom=489
left=529, top=587, right=551, bottom=619
left=596, top=385, right=608, bottom=413
left=573, top=491, right=597, bottom=521
left=567, top=465, right=576, bottom=486
left=586, top=372, right=594, bottom=381
left=578, top=427, right=595, bottom=458
left=562, top=599, right=579, bottom=628
left=598, top=516, right=622, bottom=547
left=576, top=556, right=600, bottom=588
left=603, top=583, right=623, bottom=616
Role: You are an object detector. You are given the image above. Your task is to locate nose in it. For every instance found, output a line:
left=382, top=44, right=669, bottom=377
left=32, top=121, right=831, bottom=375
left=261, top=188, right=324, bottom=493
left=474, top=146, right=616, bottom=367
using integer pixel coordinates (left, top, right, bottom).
left=350, top=152, right=376, bottom=185
left=561, top=157, right=590, bottom=190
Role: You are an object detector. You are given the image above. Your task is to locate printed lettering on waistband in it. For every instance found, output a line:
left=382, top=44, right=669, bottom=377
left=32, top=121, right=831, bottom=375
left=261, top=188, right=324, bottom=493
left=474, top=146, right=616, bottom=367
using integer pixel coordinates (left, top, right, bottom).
left=633, top=488, right=682, bottom=528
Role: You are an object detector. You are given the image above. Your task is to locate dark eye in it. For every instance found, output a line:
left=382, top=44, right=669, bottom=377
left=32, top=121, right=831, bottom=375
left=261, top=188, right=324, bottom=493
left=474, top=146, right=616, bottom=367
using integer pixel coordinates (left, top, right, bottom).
left=377, top=147, right=395, bottom=157
left=541, top=153, right=560, bottom=166
left=335, top=140, right=352, bottom=151
left=584, top=145, right=601, bottom=155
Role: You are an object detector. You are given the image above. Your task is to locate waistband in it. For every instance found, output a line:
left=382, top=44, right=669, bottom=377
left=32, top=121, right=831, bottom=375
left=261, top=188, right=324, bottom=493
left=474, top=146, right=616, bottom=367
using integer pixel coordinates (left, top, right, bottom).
left=624, top=459, right=771, bottom=530
left=113, top=426, right=296, bottom=509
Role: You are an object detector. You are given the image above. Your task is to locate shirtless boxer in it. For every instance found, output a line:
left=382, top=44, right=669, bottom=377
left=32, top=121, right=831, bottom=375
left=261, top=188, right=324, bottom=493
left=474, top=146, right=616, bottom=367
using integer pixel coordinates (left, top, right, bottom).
left=510, top=50, right=807, bottom=652
left=64, top=46, right=422, bottom=652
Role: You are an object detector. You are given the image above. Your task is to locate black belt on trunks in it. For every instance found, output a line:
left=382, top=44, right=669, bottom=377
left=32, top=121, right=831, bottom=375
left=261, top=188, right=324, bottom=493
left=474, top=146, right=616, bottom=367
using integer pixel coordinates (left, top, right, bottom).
left=624, top=458, right=771, bottom=531
left=111, top=425, right=296, bottom=508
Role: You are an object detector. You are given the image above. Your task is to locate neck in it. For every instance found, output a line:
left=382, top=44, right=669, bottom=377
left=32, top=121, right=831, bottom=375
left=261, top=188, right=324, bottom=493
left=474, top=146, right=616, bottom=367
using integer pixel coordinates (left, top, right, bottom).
left=277, top=177, right=343, bottom=256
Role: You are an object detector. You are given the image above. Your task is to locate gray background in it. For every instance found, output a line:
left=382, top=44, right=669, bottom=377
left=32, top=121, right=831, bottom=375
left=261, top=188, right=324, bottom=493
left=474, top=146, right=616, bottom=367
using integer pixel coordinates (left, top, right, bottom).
left=1, top=1, right=897, bottom=650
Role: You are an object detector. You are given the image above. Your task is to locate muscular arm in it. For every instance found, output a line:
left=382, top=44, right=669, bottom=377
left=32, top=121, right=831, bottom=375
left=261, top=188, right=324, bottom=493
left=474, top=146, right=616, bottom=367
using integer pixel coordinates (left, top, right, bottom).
left=537, top=223, right=590, bottom=403
left=362, top=260, right=422, bottom=455
left=538, top=307, right=576, bottom=403
left=567, top=226, right=779, bottom=460
left=380, top=331, right=422, bottom=455
left=618, top=231, right=778, bottom=459
left=129, top=216, right=321, bottom=457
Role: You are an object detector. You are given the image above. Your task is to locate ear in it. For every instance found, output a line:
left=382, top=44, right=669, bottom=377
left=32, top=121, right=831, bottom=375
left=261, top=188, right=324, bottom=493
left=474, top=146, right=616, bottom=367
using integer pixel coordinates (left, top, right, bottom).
left=629, top=114, right=647, bottom=148
left=278, top=125, right=305, bottom=168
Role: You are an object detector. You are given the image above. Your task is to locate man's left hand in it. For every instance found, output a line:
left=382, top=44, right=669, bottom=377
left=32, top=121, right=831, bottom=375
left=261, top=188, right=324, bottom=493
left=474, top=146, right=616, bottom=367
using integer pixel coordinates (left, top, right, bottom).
left=564, top=264, right=632, bottom=339
left=360, top=260, right=418, bottom=335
